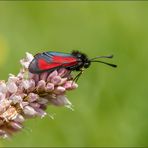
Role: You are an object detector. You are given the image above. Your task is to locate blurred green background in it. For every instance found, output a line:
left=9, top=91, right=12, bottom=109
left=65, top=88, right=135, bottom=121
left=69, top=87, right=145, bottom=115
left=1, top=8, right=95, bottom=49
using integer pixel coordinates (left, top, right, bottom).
left=0, top=1, right=148, bottom=147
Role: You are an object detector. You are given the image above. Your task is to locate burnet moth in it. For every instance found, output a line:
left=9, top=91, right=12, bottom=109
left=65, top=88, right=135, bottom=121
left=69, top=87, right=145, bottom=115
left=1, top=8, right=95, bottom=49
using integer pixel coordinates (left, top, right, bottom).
left=29, top=51, right=117, bottom=81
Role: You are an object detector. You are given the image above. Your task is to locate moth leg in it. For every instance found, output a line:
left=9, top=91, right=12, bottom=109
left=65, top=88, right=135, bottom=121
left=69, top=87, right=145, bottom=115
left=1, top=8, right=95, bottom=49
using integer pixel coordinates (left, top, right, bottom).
left=73, top=69, right=84, bottom=83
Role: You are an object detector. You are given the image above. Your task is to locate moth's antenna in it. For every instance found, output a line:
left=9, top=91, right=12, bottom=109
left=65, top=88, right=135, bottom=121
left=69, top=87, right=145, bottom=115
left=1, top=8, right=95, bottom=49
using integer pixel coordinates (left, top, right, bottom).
left=90, top=55, right=113, bottom=61
left=91, top=60, right=117, bottom=68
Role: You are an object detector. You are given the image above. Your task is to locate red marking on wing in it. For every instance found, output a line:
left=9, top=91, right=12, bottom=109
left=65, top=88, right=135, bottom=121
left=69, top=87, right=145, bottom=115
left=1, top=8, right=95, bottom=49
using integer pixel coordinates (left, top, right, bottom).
left=38, top=56, right=78, bottom=71
left=53, top=56, right=78, bottom=67
left=53, top=56, right=76, bottom=63
left=38, top=59, right=61, bottom=70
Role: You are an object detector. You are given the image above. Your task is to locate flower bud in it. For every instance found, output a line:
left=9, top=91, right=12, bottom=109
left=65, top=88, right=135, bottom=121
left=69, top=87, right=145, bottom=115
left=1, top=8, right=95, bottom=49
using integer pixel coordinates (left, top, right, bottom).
left=35, top=108, right=47, bottom=118
left=58, top=68, right=69, bottom=77
left=64, top=81, right=78, bottom=90
left=0, top=99, right=11, bottom=114
left=14, top=114, right=25, bottom=123
left=49, top=95, right=71, bottom=106
left=30, top=102, right=40, bottom=109
left=23, top=106, right=37, bottom=116
left=0, top=81, right=7, bottom=93
left=36, top=80, right=46, bottom=92
left=47, top=70, right=58, bottom=81
left=54, top=86, right=65, bottom=94
left=40, top=72, right=48, bottom=81
left=50, top=76, right=62, bottom=85
left=0, top=130, right=6, bottom=136
left=28, top=93, right=39, bottom=103
left=10, top=94, right=22, bottom=104
left=9, top=121, right=23, bottom=131
left=45, top=83, right=54, bottom=92
left=0, top=93, right=6, bottom=100
left=0, top=106, right=18, bottom=122
left=7, top=82, right=18, bottom=93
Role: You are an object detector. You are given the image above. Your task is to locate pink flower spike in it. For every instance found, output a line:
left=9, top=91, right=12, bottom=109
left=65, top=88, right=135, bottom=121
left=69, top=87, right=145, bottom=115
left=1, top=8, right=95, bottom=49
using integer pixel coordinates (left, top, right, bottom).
left=0, top=52, right=78, bottom=138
